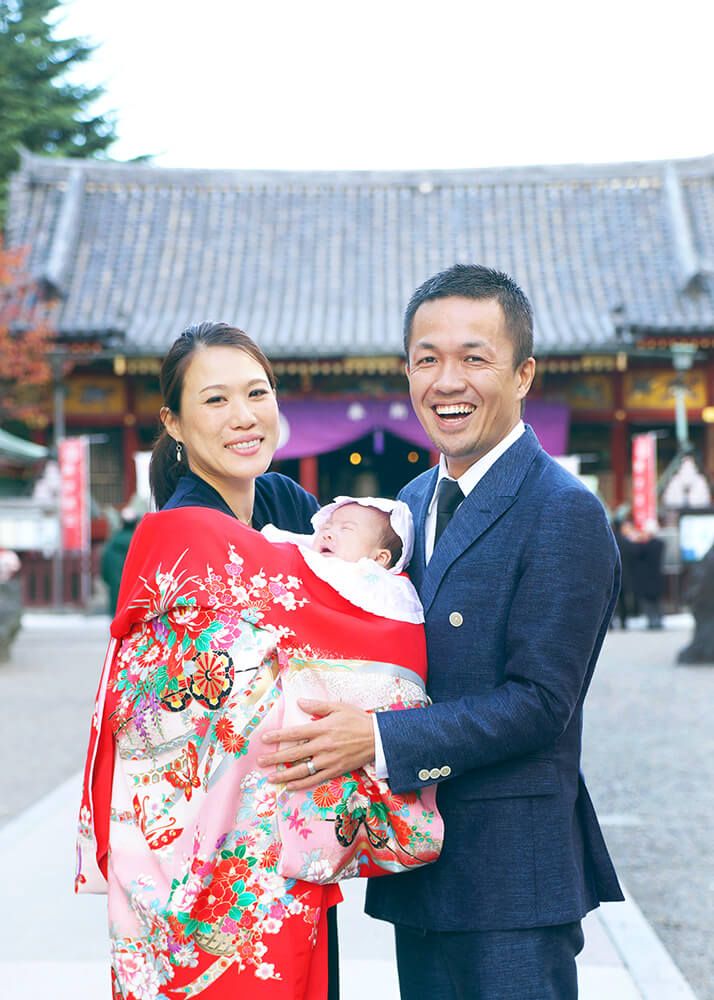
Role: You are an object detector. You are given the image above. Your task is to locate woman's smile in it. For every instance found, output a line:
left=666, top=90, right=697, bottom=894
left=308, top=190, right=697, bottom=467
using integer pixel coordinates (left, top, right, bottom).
left=225, top=437, right=263, bottom=454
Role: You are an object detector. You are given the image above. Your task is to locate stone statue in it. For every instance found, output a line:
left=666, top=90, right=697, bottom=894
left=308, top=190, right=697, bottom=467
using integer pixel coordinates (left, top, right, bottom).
left=678, top=542, right=714, bottom=664
left=0, top=549, right=22, bottom=663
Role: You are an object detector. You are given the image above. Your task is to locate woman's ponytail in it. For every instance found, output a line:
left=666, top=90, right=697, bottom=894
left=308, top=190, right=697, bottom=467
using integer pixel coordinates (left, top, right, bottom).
left=149, top=429, right=185, bottom=510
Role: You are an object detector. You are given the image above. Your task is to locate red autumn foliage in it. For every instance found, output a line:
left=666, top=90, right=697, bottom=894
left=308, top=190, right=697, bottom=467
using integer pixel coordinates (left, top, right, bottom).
left=0, top=239, right=57, bottom=425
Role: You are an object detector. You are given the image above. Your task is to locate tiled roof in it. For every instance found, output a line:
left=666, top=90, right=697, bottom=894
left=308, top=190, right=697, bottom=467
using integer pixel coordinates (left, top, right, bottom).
left=7, top=150, right=714, bottom=357
left=0, top=428, right=48, bottom=463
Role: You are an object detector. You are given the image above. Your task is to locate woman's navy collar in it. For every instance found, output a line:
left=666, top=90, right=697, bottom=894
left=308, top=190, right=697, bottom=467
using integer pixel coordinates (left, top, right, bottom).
left=169, top=471, right=237, bottom=519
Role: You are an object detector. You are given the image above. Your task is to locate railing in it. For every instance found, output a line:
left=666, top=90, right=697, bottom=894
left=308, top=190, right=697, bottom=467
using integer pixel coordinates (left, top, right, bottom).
left=18, top=548, right=102, bottom=607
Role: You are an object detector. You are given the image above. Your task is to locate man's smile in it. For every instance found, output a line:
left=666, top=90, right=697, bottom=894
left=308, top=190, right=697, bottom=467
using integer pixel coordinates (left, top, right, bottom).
left=432, top=403, right=477, bottom=426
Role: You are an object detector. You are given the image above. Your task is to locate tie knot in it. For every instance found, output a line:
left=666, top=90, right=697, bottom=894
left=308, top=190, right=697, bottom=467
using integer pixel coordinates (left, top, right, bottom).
left=437, top=478, right=464, bottom=515
left=434, top=478, right=464, bottom=546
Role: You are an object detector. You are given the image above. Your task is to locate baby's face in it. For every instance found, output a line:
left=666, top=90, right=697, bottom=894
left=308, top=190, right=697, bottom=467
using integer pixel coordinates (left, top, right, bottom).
left=314, top=503, right=388, bottom=564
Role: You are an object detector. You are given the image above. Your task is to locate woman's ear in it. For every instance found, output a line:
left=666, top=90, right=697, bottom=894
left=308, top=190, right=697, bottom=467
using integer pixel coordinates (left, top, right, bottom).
left=161, top=406, right=179, bottom=441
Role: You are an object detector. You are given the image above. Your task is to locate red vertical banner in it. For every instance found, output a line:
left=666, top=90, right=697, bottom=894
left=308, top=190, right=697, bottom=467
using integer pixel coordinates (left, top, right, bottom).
left=59, top=436, right=90, bottom=552
left=631, top=433, right=657, bottom=532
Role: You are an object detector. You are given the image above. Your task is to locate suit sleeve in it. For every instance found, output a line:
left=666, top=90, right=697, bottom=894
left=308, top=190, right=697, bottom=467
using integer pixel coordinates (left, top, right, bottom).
left=377, top=487, right=620, bottom=794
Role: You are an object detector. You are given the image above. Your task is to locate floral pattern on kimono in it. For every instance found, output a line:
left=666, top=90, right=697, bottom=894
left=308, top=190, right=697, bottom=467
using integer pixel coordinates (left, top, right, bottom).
left=76, top=507, right=442, bottom=999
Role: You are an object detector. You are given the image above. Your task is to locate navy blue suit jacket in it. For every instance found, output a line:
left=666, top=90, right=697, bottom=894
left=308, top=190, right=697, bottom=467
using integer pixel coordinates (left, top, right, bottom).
left=366, top=426, right=623, bottom=932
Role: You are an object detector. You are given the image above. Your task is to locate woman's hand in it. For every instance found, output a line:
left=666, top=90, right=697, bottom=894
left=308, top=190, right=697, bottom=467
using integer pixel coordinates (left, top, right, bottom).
left=258, top=699, right=375, bottom=789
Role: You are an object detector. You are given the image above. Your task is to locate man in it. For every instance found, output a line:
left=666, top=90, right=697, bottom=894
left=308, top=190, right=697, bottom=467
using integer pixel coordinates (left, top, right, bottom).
left=260, top=263, right=623, bottom=999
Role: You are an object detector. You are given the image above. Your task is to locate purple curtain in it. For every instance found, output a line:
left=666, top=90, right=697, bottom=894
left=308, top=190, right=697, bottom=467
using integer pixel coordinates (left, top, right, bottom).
left=276, top=398, right=569, bottom=459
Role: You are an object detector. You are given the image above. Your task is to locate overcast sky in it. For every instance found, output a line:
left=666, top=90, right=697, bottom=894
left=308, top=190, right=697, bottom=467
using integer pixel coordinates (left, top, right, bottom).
left=59, top=0, right=711, bottom=172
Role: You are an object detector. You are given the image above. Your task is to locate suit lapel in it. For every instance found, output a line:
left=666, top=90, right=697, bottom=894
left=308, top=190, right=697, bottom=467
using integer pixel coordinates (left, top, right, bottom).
left=406, top=467, right=437, bottom=591
left=420, top=427, right=542, bottom=613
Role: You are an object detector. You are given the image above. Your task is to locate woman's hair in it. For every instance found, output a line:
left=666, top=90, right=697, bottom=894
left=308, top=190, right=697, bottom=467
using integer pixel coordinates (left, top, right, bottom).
left=149, top=322, right=276, bottom=509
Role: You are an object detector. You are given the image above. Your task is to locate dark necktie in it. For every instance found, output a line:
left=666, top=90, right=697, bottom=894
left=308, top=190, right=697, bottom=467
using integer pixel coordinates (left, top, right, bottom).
left=434, top=478, right=464, bottom=546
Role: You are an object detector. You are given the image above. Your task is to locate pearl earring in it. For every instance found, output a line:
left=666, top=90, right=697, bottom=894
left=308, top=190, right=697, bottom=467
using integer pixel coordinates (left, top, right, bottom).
left=176, top=442, right=183, bottom=463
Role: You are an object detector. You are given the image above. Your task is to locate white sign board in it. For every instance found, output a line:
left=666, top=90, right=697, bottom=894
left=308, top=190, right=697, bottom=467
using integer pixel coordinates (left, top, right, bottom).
left=679, top=513, right=714, bottom=562
left=0, top=503, right=59, bottom=553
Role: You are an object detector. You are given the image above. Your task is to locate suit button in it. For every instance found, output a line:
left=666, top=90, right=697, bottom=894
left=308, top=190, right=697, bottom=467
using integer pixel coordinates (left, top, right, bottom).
left=449, top=611, right=463, bottom=627
left=439, top=765, right=452, bottom=777
left=418, top=768, right=430, bottom=781
left=429, top=767, right=441, bottom=780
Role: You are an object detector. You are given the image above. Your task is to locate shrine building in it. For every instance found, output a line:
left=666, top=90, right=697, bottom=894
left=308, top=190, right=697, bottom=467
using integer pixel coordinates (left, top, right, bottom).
left=6, top=150, right=714, bottom=510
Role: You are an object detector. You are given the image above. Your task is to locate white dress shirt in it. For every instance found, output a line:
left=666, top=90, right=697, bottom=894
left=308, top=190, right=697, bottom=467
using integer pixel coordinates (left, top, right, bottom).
left=372, top=421, right=526, bottom=778
left=424, top=421, right=525, bottom=562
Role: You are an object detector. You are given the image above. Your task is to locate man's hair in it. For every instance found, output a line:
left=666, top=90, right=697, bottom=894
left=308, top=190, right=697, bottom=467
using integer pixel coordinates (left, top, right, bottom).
left=402, top=264, right=534, bottom=368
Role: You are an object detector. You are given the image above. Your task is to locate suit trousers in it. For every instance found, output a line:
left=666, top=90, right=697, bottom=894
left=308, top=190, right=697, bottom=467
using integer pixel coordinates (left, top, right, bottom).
left=328, top=904, right=340, bottom=999
left=394, top=920, right=584, bottom=1000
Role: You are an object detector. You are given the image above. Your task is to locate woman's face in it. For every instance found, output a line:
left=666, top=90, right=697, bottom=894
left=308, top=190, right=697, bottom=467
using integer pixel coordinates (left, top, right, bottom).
left=163, top=345, right=280, bottom=493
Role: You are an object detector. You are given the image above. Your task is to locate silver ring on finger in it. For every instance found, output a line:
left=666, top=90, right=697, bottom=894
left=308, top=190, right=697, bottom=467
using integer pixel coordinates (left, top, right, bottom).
left=305, top=756, right=317, bottom=777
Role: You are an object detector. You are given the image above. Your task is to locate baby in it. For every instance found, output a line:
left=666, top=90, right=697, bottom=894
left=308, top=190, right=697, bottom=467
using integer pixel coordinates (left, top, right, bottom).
left=312, top=499, right=404, bottom=568
left=262, top=495, right=422, bottom=623
left=260, top=497, right=435, bottom=883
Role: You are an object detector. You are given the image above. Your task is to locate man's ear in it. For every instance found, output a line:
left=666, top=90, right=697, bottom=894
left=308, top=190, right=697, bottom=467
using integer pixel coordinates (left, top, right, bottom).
left=373, top=548, right=393, bottom=569
left=516, top=357, right=536, bottom=399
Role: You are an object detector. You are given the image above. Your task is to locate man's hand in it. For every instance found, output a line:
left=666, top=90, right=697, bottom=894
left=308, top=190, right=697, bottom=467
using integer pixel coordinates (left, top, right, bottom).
left=258, top=699, right=375, bottom=790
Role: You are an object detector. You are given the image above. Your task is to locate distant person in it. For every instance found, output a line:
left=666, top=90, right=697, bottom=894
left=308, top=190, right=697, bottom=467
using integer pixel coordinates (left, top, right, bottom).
left=630, top=524, right=666, bottom=629
left=612, top=517, right=637, bottom=628
left=100, top=506, right=139, bottom=615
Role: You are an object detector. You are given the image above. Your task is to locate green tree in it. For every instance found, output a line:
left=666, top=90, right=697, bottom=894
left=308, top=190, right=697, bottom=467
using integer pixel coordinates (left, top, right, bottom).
left=0, top=0, right=117, bottom=217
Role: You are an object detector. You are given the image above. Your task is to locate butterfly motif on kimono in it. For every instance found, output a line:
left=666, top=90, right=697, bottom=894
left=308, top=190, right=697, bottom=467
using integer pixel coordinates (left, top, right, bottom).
left=132, top=793, right=184, bottom=851
left=164, top=742, right=201, bottom=801
left=335, top=810, right=389, bottom=850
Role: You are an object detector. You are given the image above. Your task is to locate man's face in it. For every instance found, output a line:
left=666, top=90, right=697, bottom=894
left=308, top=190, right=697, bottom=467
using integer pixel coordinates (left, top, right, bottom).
left=405, top=296, right=535, bottom=478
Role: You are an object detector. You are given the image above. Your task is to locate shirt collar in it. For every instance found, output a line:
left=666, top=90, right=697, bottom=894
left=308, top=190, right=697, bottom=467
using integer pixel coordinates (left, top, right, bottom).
left=428, top=421, right=525, bottom=512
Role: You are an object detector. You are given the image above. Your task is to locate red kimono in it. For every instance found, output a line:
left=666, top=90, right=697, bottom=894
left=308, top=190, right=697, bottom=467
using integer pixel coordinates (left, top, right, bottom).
left=77, top=507, right=442, bottom=999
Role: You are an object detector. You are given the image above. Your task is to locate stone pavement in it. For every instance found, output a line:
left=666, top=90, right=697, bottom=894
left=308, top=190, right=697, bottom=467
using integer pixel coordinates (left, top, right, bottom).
left=582, top=618, right=714, bottom=998
left=0, top=614, right=700, bottom=998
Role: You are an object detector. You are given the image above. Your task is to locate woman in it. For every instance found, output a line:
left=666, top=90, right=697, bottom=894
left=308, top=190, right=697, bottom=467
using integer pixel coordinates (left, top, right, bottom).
left=79, top=323, right=338, bottom=998
left=78, top=323, right=441, bottom=998
left=151, top=322, right=319, bottom=536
